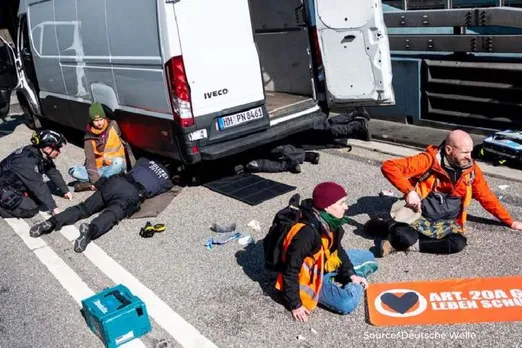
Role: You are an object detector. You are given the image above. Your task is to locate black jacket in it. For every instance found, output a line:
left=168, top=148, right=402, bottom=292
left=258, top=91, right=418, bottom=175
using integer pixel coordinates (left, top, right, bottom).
left=0, top=145, right=68, bottom=210
left=281, top=199, right=356, bottom=310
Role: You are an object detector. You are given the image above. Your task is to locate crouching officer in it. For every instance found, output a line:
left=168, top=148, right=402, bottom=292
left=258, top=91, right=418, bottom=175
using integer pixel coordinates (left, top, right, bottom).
left=29, top=157, right=173, bottom=253
left=0, top=130, right=70, bottom=218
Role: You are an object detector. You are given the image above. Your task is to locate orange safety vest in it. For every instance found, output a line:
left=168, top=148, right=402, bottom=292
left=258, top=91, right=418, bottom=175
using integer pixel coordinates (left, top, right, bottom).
left=91, top=125, right=125, bottom=169
left=414, top=169, right=474, bottom=227
left=274, top=223, right=335, bottom=311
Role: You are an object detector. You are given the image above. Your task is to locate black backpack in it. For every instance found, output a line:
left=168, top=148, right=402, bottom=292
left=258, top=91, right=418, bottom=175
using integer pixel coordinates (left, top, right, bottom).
left=263, top=193, right=313, bottom=272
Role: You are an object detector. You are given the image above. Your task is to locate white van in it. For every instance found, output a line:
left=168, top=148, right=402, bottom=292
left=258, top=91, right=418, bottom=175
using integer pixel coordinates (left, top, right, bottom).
left=1, top=0, right=394, bottom=166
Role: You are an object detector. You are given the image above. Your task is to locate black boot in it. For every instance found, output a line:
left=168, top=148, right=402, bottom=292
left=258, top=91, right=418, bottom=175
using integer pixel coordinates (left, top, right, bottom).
left=363, top=218, right=394, bottom=238
left=353, top=119, right=372, bottom=142
left=74, top=223, right=92, bottom=253
left=304, top=152, right=320, bottom=165
left=30, top=218, right=57, bottom=238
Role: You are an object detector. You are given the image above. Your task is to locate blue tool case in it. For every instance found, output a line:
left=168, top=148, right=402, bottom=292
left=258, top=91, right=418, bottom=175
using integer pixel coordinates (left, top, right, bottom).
left=81, top=284, right=152, bottom=348
left=482, top=130, right=522, bottom=162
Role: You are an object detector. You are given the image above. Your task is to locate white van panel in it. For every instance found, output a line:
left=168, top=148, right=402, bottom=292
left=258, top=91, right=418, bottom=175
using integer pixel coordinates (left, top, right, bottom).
left=173, top=0, right=264, bottom=117
left=314, top=0, right=394, bottom=106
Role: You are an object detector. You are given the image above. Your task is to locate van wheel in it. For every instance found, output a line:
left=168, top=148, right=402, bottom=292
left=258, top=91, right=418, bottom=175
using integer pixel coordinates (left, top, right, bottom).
left=17, top=95, right=42, bottom=130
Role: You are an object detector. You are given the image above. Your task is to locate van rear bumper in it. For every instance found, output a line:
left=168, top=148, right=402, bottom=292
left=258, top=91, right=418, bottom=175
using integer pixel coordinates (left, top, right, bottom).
left=198, top=110, right=327, bottom=161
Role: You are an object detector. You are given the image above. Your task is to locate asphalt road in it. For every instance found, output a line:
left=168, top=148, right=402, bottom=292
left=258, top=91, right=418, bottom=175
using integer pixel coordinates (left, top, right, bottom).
left=1, top=114, right=521, bottom=348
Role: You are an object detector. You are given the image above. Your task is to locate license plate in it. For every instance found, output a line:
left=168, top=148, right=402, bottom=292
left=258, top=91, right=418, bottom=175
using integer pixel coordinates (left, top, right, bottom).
left=218, top=106, right=263, bottom=131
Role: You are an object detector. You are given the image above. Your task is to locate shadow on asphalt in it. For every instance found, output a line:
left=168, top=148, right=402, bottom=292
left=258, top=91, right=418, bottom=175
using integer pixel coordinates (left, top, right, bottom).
left=0, top=114, right=25, bottom=138
left=235, top=241, right=287, bottom=308
left=345, top=195, right=398, bottom=240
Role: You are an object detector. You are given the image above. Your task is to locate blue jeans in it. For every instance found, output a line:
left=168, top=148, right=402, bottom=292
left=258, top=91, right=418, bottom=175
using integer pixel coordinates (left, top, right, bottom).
left=68, top=157, right=125, bottom=182
left=318, top=249, right=377, bottom=315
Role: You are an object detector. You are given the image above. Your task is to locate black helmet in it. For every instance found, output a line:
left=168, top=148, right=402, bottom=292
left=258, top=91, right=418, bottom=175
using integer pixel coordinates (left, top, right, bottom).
left=31, top=130, right=67, bottom=149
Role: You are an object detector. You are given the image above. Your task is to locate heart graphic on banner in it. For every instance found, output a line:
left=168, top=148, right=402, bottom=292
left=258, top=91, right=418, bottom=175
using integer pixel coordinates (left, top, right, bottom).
left=381, top=292, right=419, bottom=314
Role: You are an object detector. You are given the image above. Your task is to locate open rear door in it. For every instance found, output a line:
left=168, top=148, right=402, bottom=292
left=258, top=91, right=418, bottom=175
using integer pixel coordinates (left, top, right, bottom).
left=0, top=35, right=17, bottom=118
left=312, top=0, right=394, bottom=107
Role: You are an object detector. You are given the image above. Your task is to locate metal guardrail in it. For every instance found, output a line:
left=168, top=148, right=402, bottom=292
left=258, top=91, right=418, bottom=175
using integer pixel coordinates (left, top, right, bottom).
left=384, top=5, right=522, bottom=52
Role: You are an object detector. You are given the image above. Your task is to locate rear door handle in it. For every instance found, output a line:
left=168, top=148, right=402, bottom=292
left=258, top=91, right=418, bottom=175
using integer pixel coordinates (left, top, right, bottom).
left=295, top=5, right=307, bottom=27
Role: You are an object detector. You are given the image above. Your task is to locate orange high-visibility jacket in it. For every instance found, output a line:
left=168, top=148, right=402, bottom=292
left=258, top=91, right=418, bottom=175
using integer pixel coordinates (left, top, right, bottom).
left=275, top=223, right=335, bottom=311
left=91, top=125, right=125, bottom=169
left=381, top=145, right=513, bottom=228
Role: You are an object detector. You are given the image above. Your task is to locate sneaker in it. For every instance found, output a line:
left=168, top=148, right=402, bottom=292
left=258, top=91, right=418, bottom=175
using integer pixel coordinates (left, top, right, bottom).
left=245, top=160, right=259, bottom=172
left=74, top=181, right=93, bottom=192
left=354, top=119, right=372, bottom=142
left=380, top=239, right=396, bottom=257
left=290, top=163, right=301, bottom=174
left=30, top=220, right=56, bottom=238
left=74, top=223, right=92, bottom=253
left=304, top=152, right=320, bottom=165
left=353, top=260, right=379, bottom=278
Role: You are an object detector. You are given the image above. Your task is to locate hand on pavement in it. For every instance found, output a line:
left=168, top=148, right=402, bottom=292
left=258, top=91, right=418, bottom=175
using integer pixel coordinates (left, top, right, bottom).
left=511, top=221, right=522, bottom=230
left=350, top=275, right=368, bottom=289
left=63, top=192, right=72, bottom=200
left=405, top=190, right=422, bottom=213
left=52, top=207, right=61, bottom=215
left=291, top=306, right=310, bottom=322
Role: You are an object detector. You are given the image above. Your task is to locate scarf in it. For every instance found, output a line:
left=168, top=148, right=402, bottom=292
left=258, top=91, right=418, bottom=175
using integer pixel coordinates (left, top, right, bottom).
left=88, top=119, right=109, bottom=135
left=313, top=209, right=349, bottom=272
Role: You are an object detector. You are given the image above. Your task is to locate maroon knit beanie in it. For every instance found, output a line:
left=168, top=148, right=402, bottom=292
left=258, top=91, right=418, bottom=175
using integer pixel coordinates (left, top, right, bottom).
left=312, top=182, right=347, bottom=210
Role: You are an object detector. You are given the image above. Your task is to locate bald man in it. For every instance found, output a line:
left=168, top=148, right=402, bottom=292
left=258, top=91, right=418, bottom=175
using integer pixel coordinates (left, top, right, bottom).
left=367, top=130, right=522, bottom=256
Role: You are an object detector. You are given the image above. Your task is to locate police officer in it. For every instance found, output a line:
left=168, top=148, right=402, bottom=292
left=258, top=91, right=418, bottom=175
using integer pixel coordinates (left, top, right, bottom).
left=29, top=157, right=173, bottom=253
left=0, top=130, right=71, bottom=218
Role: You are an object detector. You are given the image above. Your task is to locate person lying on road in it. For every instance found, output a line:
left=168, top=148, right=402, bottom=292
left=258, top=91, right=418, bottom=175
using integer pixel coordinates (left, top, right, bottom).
left=0, top=130, right=71, bottom=218
left=68, top=102, right=126, bottom=192
left=366, top=129, right=522, bottom=257
left=274, top=182, right=378, bottom=322
left=30, top=157, right=173, bottom=253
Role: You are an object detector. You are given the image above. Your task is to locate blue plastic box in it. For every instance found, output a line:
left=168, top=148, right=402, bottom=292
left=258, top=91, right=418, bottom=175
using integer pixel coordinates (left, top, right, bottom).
left=81, top=284, right=152, bottom=348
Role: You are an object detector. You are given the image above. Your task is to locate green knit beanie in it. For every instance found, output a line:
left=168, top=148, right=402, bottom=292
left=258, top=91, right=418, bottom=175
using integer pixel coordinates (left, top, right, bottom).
left=89, top=102, right=106, bottom=121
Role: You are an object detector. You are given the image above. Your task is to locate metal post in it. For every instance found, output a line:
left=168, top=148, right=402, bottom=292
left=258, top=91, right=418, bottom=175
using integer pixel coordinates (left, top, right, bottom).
left=446, top=0, right=453, bottom=9
left=498, top=0, right=505, bottom=6
left=402, top=0, right=408, bottom=11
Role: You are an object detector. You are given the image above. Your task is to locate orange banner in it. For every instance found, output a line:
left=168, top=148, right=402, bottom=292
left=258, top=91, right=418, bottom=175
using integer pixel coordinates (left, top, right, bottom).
left=367, top=276, right=522, bottom=326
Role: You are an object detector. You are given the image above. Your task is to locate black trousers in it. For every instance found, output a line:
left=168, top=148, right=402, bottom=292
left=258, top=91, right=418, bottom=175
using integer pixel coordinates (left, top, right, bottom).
left=389, top=222, right=467, bottom=254
left=52, top=176, right=141, bottom=239
left=249, top=145, right=315, bottom=173
left=0, top=195, right=39, bottom=218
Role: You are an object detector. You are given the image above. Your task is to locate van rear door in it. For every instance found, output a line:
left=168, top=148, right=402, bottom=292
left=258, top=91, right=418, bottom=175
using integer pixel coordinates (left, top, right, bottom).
left=173, top=0, right=265, bottom=123
left=0, top=36, right=17, bottom=118
left=310, top=0, right=395, bottom=107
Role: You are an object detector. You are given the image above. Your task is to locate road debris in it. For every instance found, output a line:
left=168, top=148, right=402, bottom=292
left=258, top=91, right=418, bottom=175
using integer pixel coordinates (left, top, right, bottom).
left=205, top=232, right=242, bottom=250
left=238, top=235, right=254, bottom=246
left=310, top=328, right=317, bottom=335
left=379, top=189, right=395, bottom=197
left=498, top=185, right=510, bottom=191
left=297, top=335, right=306, bottom=341
left=210, top=223, right=236, bottom=233
left=247, top=220, right=261, bottom=232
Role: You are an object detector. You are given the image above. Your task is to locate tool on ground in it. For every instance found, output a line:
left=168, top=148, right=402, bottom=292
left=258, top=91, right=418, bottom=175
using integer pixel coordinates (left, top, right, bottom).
left=139, top=222, right=166, bottom=238
left=81, top=284, right=152, bottom=348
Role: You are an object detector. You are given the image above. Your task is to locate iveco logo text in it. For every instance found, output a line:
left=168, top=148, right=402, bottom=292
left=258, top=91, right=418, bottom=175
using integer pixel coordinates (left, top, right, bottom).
left=204, top=89, right=228, bottom=99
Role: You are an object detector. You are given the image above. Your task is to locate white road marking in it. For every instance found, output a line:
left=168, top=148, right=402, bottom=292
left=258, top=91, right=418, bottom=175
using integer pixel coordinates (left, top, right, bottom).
left=5, top=217, right=146, bottom=348
left=39, top=213, right=219, bottom=348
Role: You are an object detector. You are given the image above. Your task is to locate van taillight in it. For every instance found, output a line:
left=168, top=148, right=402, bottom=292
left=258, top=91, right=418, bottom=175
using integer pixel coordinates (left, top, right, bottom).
left=166, top=56, right=194, bottom=127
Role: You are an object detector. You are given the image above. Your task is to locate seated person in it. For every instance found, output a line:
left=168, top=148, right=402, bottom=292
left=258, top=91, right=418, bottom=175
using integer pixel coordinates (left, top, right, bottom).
left=273, top=182, right=378, bottom=322
left=367, top=130, right=522, bottom=256
left=30, top=158, right=173, bottom=253
left=0, top=130, right=71, bottom=218
left=69, top=102, right=126, bottom=192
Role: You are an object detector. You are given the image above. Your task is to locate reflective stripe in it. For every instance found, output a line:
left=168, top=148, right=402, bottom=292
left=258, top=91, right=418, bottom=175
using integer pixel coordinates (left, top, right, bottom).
left=299, top=285, right=319, bottom=302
